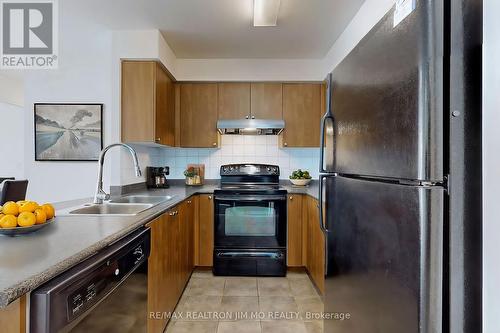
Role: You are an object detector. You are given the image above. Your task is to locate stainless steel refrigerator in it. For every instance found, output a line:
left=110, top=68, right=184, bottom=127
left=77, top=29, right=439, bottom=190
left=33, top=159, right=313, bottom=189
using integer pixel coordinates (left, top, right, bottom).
left=319, top=1, right=482, bottom=332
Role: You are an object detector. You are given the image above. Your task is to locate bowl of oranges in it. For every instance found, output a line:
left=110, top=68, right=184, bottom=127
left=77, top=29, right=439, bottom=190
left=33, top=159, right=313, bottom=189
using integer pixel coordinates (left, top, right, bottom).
left=0, top=201, right=56, bottom=236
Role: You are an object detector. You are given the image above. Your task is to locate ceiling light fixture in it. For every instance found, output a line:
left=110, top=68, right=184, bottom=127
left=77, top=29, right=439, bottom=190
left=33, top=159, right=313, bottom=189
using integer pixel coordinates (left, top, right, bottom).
left=253, top=0, right=281, bottom=27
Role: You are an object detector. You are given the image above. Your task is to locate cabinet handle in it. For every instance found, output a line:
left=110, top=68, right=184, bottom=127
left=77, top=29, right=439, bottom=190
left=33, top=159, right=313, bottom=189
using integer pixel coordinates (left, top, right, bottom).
left=155, top=138, right=161, bottom=143
left=289, top=196, right=293, bottom=200
left=168, top=211, right=175, bottom=216
left=187, top=200, right=192, bottom=204
left=251, top=115, right=255, bottom=119
left=245, top=115, right=249, bottom=119
left=212, top=142, right=217, bottom=147
left=208, top=195, right=212, bottom=200
left=284, top=142, right=288, bottom=147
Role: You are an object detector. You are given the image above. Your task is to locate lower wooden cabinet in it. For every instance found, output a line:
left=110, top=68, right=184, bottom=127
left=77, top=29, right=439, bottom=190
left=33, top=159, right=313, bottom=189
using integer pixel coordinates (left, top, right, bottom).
left=147, top=199, right=196, bottom=333
left=306, top=197, right=325, bottom=294
left=287, top=194, right=304, bottom=266
left=287, top=194, right=325, bottom=294
left=197, top=194, right=214, bottom=266
left=0, top=295, right=26, bottom=333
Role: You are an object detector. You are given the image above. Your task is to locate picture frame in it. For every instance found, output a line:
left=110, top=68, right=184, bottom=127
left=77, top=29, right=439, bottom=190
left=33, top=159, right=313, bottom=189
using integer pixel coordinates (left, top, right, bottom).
left=34, top=103, right=103, bottom=161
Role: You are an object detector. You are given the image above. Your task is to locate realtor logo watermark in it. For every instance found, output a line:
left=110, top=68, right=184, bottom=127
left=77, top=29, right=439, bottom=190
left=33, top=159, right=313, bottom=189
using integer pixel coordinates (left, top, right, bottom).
left=1, top=0, right=58, bottom=68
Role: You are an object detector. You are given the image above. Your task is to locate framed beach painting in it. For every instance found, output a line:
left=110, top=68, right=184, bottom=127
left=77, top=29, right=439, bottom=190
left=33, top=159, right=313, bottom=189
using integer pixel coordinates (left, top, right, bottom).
left=34, top=103, right=103, bottom=161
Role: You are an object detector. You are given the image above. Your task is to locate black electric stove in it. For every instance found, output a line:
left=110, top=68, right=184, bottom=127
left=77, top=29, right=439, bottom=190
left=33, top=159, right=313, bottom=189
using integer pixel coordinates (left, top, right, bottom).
left=213, top=164, right=287, bottom=276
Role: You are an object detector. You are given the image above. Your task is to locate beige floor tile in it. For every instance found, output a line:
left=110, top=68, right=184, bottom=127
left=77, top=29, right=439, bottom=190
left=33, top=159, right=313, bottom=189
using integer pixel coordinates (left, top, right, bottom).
left=257, top=277, right=291, bottom=296
left=224, top=277, right=258, bottom=296
left=289, top=277, right=319, bottom=297
left=166, top=320, right=218, bottom=333
left=191, top=269, right=215, bottom=279
left=174, top=295, right=222, bottom=321
left=295, top=296, right=324, bottom=319
left=258, top=296, right=299, bottom=318
left=217, top=321, right=262, bottom=333
left=304, top=320, right=324, bottom=333
left=261, top=320, right=307, bottom=333
left=286, top=270, right=309, bottom=279
left=186, top=277, right=225, bottom=296
left=220, top=296, right=259, bottom=319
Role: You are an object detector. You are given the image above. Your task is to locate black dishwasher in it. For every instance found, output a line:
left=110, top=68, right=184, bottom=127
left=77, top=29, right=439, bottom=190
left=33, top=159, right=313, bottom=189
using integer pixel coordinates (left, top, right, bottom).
left=30, top=227, right=150, bottom=333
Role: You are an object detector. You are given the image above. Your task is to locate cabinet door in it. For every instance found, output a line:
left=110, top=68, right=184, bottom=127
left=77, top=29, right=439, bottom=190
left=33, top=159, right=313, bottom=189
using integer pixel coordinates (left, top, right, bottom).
left=122, top=61, right=155, bottom=142
left=282, top=83, right=322, bottom=147
left=308, top=197, right=325, bottom=294
left=250, top=83, right=283, bottom=119
left=180, top=83, right=219, bottom=147
left=218, top=83, right=250, bottom=119
left=179, top=197, right=196, bottom=285
left=155, top=63, right=175, bottom=146
left=287, top=194, right=303, bottom=267
left=148, top=212, right=176, bottom=333
left=198, top=194, right=214, bottom=266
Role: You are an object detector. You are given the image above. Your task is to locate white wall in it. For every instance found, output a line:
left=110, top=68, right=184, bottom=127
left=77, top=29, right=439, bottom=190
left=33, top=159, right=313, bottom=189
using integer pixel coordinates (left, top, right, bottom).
left=22, top=0, right=113, bottom=203
left=0, top=102, right=25, bottom=180
left=483, top=0, right=500, bottom=332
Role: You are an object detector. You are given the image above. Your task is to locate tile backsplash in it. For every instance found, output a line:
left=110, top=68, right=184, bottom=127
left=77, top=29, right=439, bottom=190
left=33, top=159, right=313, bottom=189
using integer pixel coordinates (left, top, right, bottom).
left=122, top=135, right=319, bottom=184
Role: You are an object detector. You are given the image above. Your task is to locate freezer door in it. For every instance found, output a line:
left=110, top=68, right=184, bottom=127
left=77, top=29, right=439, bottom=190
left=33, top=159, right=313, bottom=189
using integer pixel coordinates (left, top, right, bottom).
left=330, top=0, right=444, bottom=181
left=324, top=176, right=443, bottom=333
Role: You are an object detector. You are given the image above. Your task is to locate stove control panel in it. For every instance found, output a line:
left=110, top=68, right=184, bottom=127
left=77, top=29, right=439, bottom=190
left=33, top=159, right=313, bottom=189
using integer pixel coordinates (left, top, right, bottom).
left=220, top=164, right=279, bottom=176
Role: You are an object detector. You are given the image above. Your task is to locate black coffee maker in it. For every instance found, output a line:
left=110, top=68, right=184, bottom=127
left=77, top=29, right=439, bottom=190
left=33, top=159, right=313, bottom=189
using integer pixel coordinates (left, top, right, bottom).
left=146, top=166, right=170, bottom=188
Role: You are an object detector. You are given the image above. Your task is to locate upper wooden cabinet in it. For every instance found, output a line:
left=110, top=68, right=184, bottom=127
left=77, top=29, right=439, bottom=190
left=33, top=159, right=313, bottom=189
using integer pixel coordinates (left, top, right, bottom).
left=179, top=83, right=219, bottom=148
left=281, top=83, right=323, bottom=147
left=218, top=83, right=250, bottom=119
left=121, top=61, right=175, bottom=146
left=250, top=83, right=283, bottom=119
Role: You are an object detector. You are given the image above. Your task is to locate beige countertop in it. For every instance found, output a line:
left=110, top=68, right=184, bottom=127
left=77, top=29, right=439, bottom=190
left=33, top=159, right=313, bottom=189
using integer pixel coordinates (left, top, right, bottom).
left=0, top=182, right=318, bottom=309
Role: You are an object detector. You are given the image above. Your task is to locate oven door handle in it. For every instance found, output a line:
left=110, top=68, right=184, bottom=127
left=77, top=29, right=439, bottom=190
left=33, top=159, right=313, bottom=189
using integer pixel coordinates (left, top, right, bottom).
left=214, top=195, right=287, bottom=201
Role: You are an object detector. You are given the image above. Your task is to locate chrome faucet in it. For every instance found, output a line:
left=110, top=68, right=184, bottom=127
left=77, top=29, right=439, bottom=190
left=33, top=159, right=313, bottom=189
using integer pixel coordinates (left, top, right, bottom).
left=94, top=143, right=142, bottom=204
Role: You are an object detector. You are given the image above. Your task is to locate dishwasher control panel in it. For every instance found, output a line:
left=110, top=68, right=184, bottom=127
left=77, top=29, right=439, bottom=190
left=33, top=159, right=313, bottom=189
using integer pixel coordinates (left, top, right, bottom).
left=30, top=228, right=151, bottom=333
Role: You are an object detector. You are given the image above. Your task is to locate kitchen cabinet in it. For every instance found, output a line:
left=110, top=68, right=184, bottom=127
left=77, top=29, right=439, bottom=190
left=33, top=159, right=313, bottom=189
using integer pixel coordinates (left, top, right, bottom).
left=179, top=196, right=196, bottom=281
left=147, top=201, right=194, bottom=333
left=287, top=194, right=304, bottom=267
left=218, top=83, right=251, bottom=120
left=250, top=83, right=283, bottom=119
left=281, top=83, right=323, bottom=147
left=179, top=83, right=219, bottom=148
left=197, top=194, right=214, bottom=266
left=306, top=196, right=325, bottom=294
left=121, top=60, right=175, bottom=146
left=0, top=295, right=26, bottom=333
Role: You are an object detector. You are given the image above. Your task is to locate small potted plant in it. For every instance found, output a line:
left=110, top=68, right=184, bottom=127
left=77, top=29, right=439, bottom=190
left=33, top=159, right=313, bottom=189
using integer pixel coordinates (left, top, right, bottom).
left=184, top=166, right=202, bottom=185
left=289, top=169, right=312, bottom=186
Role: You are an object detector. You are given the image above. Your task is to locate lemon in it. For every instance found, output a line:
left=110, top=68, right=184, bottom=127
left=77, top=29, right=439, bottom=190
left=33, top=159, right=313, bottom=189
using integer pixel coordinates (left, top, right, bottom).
left=17, top=212, right=36, bottom=227
left=0, top=215, right=17, bottom=228
left=2, top=201, right=19, bottom=216
left=18, top=201, right=39, bottom=214
left=34, top=208, right=47, bottom=224
left=41, top=204, right=55, bottom=219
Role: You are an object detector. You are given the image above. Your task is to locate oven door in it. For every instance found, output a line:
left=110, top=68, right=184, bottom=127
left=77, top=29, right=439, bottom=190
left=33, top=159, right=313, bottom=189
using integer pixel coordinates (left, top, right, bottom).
left=214, top=194, right=287, bottom=249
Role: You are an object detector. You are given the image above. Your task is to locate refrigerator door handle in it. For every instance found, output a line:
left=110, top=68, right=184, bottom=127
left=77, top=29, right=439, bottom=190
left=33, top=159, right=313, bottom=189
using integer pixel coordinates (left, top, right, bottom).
left=319, top=74, right=334, bottom=174
left=318, top=174, right=331, bottom=234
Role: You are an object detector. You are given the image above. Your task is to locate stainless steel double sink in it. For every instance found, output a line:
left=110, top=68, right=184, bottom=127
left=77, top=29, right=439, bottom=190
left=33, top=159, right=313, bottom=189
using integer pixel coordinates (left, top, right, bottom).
left=59, top=195, right=175, bottom=216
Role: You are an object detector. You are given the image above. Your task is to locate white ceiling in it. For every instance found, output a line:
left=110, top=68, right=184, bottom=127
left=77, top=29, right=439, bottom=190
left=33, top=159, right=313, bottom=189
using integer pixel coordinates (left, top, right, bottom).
left=69, top=0, right=365, bottom=59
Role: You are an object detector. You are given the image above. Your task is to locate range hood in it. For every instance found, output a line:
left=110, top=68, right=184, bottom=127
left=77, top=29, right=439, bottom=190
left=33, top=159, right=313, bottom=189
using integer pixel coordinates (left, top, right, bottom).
left=217, top=119, right=285, bottom=135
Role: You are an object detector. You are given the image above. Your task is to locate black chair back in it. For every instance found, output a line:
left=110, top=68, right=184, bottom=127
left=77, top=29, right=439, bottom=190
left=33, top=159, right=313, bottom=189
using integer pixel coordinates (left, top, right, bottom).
left=0, top=177, right=15, bottom=184
left=0, top=180, right=28, bottom=205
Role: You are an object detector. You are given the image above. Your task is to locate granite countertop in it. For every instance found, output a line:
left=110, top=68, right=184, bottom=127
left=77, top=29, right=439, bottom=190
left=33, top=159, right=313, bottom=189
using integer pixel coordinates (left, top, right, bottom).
left=0, top=182, right=318, bottom=309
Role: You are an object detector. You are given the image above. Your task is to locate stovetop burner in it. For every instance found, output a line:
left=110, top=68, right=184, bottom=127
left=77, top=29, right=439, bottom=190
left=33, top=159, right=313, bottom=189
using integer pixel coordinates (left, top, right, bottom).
left=216, top=164, right=283, bottom=194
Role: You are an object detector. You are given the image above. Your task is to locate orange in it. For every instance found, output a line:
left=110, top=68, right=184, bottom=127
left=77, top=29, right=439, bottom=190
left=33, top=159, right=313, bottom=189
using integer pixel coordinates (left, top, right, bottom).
left=18, top=201, right=39, bottom=213
left=34, top=209, right=47, bottom=224
left=0, top=215, right=17, bottom=228
left=0, top=213, right=4, bottom=220
left=41, top=204, right=55, bottom=219
left=2, top=201, right=19, bottom=216
left=16, top=200, right=27, bottom=206
left=17, top=212, right=36, bottom=227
